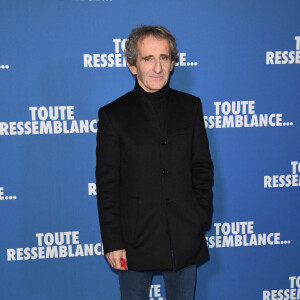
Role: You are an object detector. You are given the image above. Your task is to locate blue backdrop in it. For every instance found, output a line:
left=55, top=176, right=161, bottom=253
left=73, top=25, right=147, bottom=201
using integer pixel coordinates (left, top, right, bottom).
left=1, top=1, right=299, bottom=299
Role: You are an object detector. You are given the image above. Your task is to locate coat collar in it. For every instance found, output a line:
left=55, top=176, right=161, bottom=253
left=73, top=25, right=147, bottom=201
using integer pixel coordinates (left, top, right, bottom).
left=132, top=78, right=170, bottom=98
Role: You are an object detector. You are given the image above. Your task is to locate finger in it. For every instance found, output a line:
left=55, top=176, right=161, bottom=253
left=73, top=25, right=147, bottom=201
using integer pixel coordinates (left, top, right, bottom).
left=113, top=256, right=122, bottom=270
left=122, top=249, right=127, bottom=261
left=107, top=257, right=115, bottom=269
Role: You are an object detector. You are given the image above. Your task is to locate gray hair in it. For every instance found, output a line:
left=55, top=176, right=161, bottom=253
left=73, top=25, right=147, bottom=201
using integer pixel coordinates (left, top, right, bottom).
left=124, top=25, right=178, bottom=66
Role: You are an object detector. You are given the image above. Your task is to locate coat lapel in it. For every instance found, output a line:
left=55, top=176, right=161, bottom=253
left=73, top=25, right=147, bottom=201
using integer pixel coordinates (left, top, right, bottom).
left=164, top=89, right=189, bottom=139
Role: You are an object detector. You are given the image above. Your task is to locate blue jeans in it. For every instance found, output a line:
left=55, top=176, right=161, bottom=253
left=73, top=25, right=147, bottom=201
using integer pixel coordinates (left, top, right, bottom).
left=118, top=251, right=197, bottom=300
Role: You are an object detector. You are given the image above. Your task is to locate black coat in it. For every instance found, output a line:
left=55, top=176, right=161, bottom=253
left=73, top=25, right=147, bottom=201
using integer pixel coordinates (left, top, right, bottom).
left=95, top=86, right=214, bottom=271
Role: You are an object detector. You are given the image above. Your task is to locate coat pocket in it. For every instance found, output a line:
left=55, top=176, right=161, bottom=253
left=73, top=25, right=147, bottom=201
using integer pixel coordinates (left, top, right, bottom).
left=125, top=197, right=140, bottom=244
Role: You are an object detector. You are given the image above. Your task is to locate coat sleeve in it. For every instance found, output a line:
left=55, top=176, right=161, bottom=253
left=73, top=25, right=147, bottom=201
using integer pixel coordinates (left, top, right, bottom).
left=95, top=107, right=125, bottom=254
left=191, top=99, right=214, bottom=229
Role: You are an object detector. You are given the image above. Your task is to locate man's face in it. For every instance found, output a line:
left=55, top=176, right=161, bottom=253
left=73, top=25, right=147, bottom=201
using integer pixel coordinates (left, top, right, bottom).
left=127, top=35, right=175, bottom=93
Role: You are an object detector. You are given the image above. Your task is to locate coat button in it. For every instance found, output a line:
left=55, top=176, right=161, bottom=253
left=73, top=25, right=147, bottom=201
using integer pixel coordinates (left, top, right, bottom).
left=162, top=169, right=168, bottom=175
left=161, top=139, right=167, bottom=145
left=165, top=198, right=170, bottom=204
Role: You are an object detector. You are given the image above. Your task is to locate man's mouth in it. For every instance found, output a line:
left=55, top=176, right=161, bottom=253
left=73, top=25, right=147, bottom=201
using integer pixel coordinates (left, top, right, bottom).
left=149, top=75, right=163, bottom=80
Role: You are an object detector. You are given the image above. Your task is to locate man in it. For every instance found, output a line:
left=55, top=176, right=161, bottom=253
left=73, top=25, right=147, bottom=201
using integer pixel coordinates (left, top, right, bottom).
left=96, top=25, right=214, bottom=300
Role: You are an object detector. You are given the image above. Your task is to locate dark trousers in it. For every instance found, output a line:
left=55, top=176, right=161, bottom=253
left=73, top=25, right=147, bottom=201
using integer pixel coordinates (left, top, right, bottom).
left=118, top=251, right=197, bottom=300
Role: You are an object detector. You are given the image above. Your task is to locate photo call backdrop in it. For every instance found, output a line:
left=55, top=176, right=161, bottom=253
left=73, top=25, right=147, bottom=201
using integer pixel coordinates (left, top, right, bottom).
left=0, top=1, right=299, bottom=299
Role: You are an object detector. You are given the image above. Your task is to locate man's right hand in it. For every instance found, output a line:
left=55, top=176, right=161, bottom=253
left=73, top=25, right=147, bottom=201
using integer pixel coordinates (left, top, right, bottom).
left=105, top=249, right=127, bottom=270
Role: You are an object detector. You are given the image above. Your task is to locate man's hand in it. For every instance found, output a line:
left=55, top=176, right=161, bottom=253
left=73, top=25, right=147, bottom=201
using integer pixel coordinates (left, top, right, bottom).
left=105, top=249, right=127, bottom=270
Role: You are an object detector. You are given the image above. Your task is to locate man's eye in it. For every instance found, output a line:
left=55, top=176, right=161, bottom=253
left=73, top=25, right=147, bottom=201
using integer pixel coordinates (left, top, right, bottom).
left=144, top=57, right=151, bottom=61
left=161, top=56, right=169, bottom=60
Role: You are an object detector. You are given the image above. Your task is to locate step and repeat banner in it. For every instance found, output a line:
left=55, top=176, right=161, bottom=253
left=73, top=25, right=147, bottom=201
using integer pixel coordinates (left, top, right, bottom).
left=0, top=1, right=299, bottom=299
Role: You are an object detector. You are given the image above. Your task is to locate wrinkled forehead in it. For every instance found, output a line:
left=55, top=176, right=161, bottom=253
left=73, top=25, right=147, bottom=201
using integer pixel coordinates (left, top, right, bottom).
left=136, top=35, right=171, bottom=55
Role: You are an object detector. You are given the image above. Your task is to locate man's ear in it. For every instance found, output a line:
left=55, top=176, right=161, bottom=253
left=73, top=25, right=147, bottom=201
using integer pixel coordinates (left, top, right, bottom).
left=127, top=61, right=137, bottom=75
left=170, top=60, right=175, bottom=72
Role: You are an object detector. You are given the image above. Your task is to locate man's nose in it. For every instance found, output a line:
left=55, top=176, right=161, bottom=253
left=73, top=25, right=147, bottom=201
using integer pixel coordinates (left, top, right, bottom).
left=154, top=59, right=163, bottom=73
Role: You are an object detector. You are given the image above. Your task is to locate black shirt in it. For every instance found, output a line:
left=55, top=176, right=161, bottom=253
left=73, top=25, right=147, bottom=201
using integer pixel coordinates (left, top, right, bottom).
left=132, top=79, right=169, bottom=129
